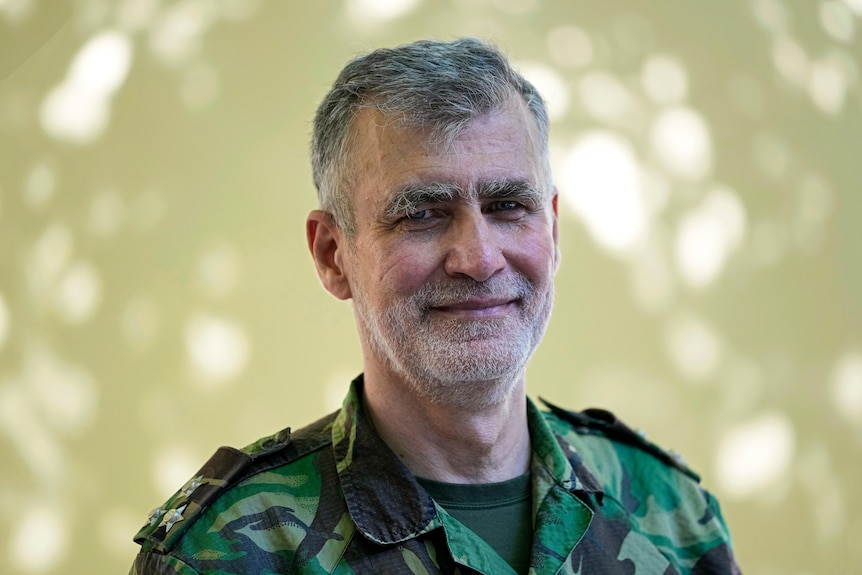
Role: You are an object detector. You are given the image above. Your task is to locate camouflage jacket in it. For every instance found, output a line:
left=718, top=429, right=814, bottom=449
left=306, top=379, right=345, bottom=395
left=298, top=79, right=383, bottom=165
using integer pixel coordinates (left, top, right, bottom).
left=131, top=376, right=740, bottom=574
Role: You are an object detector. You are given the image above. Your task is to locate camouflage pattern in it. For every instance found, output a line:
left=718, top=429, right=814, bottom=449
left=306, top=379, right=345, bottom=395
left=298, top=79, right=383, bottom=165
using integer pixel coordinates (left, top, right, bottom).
left=131, top=376, right=740, bottom=574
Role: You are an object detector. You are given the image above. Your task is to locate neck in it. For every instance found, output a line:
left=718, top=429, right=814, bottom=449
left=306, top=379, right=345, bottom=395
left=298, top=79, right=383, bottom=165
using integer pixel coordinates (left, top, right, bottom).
left=362, top=367, right=532, bottom=484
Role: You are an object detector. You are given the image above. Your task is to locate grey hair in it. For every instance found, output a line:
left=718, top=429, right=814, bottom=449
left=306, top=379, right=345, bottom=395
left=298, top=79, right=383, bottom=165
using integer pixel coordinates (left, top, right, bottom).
left=310, top=37, right=551, bottom=237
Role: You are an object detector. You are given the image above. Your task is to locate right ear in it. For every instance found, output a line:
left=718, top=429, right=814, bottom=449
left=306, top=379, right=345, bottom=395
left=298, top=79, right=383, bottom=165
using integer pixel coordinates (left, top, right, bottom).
left=306, top=210, right=352, bottom=300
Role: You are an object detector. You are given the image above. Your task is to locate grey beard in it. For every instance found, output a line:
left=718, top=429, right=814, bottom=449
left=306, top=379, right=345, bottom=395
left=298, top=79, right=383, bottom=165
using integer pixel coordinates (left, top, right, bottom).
left=354, top=273, right=554, bottom=410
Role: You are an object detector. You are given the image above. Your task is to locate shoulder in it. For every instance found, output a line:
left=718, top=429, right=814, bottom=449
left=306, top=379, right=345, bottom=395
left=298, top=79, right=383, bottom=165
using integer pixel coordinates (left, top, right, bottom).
left=539, top=398, right=700, bottom=483
left=539, top=400, right=740, bottom=571
left=133, top=411, right=337, bottom=556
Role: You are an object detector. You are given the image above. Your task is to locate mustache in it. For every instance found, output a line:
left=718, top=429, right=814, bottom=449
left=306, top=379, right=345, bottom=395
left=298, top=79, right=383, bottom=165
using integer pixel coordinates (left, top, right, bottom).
left=408, top=273, right=533, bottom=310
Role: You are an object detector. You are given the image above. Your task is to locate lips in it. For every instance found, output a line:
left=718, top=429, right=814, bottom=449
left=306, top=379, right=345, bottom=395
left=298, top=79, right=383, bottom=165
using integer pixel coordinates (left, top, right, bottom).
left=430, top=297, right=517, bottom=318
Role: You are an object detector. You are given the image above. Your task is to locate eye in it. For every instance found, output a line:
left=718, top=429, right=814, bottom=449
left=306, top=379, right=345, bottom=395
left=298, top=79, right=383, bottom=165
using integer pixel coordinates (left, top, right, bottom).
left=491, top=200, right=521, bottom=211
left=403, top=209, right=429, bottom=220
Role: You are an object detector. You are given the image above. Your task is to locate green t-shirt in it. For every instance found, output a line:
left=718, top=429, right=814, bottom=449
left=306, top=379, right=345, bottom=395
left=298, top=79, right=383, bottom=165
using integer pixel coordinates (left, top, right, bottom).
left=417, top=474, right=532, bottom=574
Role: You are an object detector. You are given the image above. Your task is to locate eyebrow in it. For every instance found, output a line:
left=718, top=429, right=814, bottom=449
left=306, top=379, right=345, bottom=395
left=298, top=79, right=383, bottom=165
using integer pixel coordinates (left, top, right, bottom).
left=384, top=182, right=461, bottom=218
left=479, top=179, right=546, bottom=207
left=384, top=179, right=546, bottom=218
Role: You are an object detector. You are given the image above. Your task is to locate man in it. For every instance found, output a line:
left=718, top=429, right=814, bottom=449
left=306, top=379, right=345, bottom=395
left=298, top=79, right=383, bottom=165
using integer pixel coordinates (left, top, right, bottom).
left=130, top=38, right=740, bottom=574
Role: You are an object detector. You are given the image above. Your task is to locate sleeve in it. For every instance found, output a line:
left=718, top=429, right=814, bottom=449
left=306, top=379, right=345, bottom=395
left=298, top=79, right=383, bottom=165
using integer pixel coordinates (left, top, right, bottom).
left=130, top=552, right=202, bottom=575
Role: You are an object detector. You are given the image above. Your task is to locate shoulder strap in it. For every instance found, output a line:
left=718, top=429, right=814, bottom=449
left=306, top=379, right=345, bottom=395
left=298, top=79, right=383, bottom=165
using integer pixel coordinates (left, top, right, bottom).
left=134, top=426, right=294, bottom=553
left=539, top=399, right=701, bottom=482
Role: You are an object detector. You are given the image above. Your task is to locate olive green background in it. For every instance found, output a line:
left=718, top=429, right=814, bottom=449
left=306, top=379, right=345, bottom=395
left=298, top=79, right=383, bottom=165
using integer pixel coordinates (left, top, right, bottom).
left=1, top=1, right=860, bottom=573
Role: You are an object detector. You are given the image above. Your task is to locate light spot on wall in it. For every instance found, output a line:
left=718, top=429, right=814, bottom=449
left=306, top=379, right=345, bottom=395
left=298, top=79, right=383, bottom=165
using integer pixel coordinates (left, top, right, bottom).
left=546, top=25, right=593, bottom=68
left=517, top=62, right=569, bottom=120
left=185, top=313, right=250, bottom=389
left=558, top=131, right=647, bottom=254
left=0, top=0, right=35, bottom=22
left=148, top=0, right=217, bottom=66
left=53, top=260, right=102, bottom=324
left=115, top=0, right=159, bottom=32
left=649, top=107, right=712, bottom=180
left=752, top=0, right=789, bottom=34
left=9, top=505, right=68, bottom=572
left=153, top=445, right=197, bottom=499
left=0, top=383, right=65, bottom=486
left=88, top=189, right=128, bottom=237
left=665, top=311, right=724, bottom=383
left=771, top=36, right=809, bottom=88
left=716, top=411, right=795, bottom=499
left=831, top=351, right=862, bottom=424
left=675, top=186, right=747, bottom=288
left=578, top=71, right=632, bottom=122
left=640, top=166, right=671, bottom=216
left=629, top=229, right=675, bottom=314
left=809, top=55, right=849, bottom=115
left=26, top=347, right=99, bottom=436
left=24, top=162, right=57, bottom=210
left=345, top=0, right=421, bottom=25
left=197, top=242, right=242, bottom=299
left=641, top=54, right=689, bottom=105
left=820, top=0, right=855, bottom=43
left=121, top=296, right=160, bottom=352
left=27, top=224, right=74, bottom=298
left=40, top=30, right=133, bottom=144
left=845, top=0, right=862, bottom=15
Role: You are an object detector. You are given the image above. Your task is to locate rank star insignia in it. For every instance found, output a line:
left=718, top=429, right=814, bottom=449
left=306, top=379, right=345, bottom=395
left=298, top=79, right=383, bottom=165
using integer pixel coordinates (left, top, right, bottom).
left=147, top=506, right=164, bottom=527
left=182, top=475, right=204, bottom=497
left=160, top=505, right=187, bottom=533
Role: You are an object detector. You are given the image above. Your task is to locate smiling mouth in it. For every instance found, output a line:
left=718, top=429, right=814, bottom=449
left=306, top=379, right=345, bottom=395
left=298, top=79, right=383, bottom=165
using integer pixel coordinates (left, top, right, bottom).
left=430, top=298, right=517, bottom=318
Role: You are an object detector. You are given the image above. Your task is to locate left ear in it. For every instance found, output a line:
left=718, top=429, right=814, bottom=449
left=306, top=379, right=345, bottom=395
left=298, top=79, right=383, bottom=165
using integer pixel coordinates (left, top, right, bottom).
left=306, top=210, right=353, bottom=300
left=551, top=188, right=561, bottom=273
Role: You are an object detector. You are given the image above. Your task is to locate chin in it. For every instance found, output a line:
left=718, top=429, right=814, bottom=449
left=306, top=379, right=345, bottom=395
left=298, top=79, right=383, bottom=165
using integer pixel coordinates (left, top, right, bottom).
left=401, top=349, right=530, bottom=410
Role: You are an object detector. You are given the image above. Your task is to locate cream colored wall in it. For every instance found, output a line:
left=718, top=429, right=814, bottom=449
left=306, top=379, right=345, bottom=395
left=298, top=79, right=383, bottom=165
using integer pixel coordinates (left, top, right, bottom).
left=1, top=1, right=860, bottom=573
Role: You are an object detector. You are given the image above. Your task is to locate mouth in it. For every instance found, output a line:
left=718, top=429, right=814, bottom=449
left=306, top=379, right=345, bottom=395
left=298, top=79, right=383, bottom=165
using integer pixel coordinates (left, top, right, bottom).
left=430, top=297, right=517, bottom=319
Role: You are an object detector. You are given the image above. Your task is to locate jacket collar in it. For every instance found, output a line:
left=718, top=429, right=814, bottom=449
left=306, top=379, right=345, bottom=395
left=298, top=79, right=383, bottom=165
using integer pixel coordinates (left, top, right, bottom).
left=331, top=375, right=438, bottom=544
left=331, top=375, right=604, bottom=545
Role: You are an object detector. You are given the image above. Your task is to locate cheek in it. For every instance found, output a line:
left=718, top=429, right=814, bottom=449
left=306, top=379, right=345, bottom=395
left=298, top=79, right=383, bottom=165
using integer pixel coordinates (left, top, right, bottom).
left=505, top=230, right=558, bottom=281
left=374, top=244, right=440, bottom=295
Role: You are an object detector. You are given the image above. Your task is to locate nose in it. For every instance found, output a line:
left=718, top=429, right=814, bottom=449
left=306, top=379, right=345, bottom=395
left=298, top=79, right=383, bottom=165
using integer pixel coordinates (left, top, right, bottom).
left=443, top=212, right=506, bottom=282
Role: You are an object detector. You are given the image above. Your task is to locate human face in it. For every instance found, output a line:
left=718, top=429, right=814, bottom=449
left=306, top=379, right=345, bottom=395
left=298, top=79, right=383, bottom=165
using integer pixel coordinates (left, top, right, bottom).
left=342, top=102, right=559, bottom=408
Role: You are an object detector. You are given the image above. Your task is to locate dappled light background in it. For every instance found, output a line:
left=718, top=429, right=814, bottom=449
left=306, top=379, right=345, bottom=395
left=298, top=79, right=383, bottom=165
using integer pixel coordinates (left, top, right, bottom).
left=1, top=0, right=860, bottom=573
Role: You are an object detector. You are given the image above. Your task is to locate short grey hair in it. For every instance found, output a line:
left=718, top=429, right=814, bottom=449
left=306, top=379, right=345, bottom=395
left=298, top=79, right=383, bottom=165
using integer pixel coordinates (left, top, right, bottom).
left=310, top=37, right=551, bottom=237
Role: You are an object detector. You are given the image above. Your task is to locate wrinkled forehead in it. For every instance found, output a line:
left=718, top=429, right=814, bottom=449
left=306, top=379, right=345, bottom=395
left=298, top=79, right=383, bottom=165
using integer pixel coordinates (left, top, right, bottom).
left=342, top=102, right=549, bottom=225
left=345, top=96, right=545, bottom=177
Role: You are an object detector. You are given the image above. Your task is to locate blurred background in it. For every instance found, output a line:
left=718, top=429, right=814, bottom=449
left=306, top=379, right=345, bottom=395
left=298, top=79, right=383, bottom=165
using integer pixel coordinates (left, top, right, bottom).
left=1, top=0, right=860, bottom=573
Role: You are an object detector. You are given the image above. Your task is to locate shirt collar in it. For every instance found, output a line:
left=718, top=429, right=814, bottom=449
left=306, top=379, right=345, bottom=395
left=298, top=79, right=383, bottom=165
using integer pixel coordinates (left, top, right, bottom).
left=331, top=375, right=438, bottom=544
left=331, top=375, right=604, bottom=544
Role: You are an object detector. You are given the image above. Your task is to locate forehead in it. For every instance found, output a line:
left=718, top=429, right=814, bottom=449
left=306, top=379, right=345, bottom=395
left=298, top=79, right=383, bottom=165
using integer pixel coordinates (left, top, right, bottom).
left=347, top=101, right=544, bottom=209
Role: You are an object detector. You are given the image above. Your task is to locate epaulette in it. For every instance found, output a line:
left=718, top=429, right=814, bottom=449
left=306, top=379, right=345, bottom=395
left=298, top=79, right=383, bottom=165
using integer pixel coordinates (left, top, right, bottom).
left=133, top=426, right=293, bottom=554
left=540, top=399, right=701, bottom=483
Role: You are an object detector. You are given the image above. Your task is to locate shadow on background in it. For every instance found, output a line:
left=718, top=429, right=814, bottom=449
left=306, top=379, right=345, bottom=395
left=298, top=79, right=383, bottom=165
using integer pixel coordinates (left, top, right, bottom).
left=1, top=0, right=860, bottom=573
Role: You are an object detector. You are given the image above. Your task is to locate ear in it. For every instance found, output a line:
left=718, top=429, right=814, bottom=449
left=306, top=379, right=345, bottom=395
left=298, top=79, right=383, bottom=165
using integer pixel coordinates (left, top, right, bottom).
left=306, top=210, right=352, bottom=300
left=551, top=188, right=561, bottom=273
